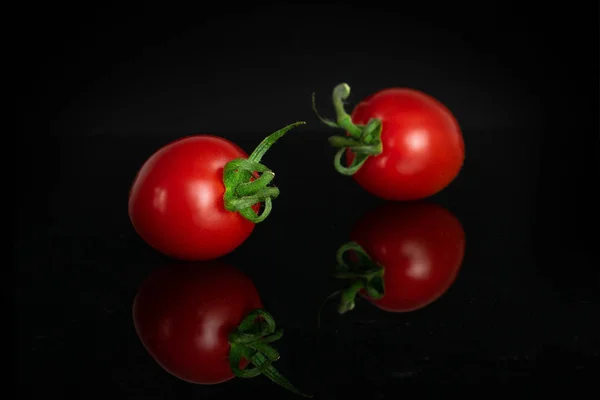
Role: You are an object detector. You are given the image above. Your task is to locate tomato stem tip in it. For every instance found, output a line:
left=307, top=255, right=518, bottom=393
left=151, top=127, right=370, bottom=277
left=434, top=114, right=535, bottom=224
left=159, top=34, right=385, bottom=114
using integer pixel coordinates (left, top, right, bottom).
left=312, top=83, right=383, bottom=175
left=223, top=122, right=306, bottom=223
left=229, top=309, right=312, bottom=397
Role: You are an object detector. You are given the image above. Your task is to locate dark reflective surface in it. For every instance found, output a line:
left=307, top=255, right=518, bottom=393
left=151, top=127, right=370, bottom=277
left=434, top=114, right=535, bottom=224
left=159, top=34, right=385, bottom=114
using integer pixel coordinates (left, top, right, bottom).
left=16, top=128, right=599, bottom=397
left=15, top=3, right=598, bottom=399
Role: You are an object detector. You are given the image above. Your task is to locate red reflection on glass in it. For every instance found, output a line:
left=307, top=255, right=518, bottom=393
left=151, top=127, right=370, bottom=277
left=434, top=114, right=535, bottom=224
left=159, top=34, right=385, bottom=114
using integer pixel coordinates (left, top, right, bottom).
left=132, top=261, right=310, bottom=397
left=334, top=201, right=465, bottom=313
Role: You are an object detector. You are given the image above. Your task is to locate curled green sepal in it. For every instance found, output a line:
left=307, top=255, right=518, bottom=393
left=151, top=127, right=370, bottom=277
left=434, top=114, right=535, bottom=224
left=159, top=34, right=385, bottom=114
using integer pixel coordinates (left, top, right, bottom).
left=311, top=83, right=383, bottom=175
left=229, top=309, right=312, bottom=398
left=332, top=241, right=385, bottom=314
left=223, top=122, right=306, bottom=223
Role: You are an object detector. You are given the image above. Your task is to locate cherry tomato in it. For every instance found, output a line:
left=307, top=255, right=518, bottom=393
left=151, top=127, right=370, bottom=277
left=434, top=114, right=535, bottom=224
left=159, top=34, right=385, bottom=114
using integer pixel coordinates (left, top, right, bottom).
left=335, top=201, right=465, bottom=313
left=129, top=136, right=253, bottom=260
left=128, top=122, right=304, bottom=260
left=133, top=261, right=309, bottom=396
left=315, top=83, right=464, bottom=200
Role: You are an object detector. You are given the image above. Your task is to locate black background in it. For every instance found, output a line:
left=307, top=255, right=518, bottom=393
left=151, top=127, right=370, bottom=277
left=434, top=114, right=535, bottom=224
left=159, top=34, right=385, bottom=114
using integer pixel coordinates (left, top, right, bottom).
left=15, top=2, right=599, bottom=398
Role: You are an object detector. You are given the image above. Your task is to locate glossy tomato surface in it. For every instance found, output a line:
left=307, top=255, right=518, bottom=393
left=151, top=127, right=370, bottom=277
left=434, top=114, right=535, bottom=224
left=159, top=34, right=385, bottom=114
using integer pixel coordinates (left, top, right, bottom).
left=128, top=135, right=256, bottom=260
left=348, top=88, right=465, bottom=200
left=351, top=202, right=466, bottom=312
left=132, top=262, right=263, bottom=384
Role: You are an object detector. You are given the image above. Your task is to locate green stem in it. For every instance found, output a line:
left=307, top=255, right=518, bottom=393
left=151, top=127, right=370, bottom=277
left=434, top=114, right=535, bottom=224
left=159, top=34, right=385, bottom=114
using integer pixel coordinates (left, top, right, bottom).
left=331, top=241, right=385, bottom=314
left=311, top=83, right=383, bottom=175
left=223, top=122, right=305, bottom=223
left=331, top=83, right=363, bottom=138
left=229, top=309, right=312, bottom=398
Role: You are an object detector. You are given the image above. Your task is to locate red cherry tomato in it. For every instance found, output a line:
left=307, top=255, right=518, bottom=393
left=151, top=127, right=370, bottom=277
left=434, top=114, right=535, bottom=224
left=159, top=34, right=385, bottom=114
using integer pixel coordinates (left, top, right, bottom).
left=128, top=122, right=304, bottom=260
left=349, top=89, right=465, bottom=200
left=336, top=201, right=466, bottom=313
left=129, top=136, right=254, bottom=260
left=133, top=261, right=309, bottom=396
left=315, top=84, right=464, bottom=200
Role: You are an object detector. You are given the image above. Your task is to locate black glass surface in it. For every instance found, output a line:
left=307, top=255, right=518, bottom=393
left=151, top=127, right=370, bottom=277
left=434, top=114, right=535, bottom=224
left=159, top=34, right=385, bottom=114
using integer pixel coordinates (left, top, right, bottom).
left=15, top=3, right=599, bottom=398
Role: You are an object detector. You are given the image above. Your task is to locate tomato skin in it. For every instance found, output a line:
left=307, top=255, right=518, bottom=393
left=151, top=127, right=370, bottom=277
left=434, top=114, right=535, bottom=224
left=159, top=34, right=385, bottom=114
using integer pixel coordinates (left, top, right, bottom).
left=132, top=262, right=263, bottom=384
left=350, top=202, right=465, bottom=312
left=128, top=135, right=257, bottom=260
left=347, top=89, right=465, bottom=200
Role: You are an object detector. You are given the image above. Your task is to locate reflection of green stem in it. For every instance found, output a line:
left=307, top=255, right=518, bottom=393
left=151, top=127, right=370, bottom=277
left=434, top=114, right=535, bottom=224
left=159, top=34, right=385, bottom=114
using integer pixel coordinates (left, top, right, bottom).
left=229, top=309, right=312, bottom=398
left=338, top=280, right=364, bottom=314
left=223, top=121, right=306, bottom=223
left=311, top=83, right=383, bottom=175
left=332, top=241, right=385, bottom=314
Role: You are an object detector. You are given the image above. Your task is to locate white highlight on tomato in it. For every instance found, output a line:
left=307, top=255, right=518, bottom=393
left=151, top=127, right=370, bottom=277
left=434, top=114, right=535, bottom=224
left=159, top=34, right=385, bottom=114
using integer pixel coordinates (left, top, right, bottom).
left=153, top=187, right=168, bottom=213
left=402, top=241, right=431, bottom=280
left=196, top=308, right=225, bottom=350
left=406, top=130, right=429, bottom=151
left=395, top=130, right=429, bottom=175
left=187, top=181, right=221, bottom=225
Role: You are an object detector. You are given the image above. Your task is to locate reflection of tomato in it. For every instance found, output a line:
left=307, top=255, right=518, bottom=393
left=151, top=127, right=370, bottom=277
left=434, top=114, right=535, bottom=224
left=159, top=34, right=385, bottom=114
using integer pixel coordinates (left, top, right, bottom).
left=132, top=262, right=309, bottom=396
left=336, top=202, right=465, bottom=313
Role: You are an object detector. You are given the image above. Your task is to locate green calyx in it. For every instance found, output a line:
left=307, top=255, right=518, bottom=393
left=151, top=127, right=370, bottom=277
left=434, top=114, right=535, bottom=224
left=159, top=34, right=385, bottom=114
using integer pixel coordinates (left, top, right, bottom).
left=223, top=122, right=305, bottom=223
left=229, top=309, right=312, bottom=398
left=312, top=83, right=383, bottom=175
left=332, top=241, right=385, bottom=314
